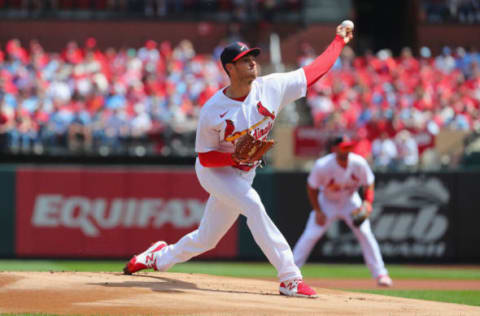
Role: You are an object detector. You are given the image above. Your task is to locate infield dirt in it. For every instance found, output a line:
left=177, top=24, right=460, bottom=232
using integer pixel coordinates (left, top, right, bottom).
left=0, top=271, right=479, bottom=315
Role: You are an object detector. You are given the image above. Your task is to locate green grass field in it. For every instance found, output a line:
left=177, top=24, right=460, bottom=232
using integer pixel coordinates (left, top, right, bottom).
left=1, top=260, right=479, bottom=307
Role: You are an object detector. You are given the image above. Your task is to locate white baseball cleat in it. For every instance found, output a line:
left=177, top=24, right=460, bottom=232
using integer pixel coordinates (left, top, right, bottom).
left=123, top=241, right=167, bottom=275
left=377, top=275, right=393, bottom=287
left=279, top=279, right=318, bottom=298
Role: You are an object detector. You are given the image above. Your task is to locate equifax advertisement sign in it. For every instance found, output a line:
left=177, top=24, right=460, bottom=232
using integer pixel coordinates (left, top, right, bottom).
left=16, top=168, right=237, bottom=258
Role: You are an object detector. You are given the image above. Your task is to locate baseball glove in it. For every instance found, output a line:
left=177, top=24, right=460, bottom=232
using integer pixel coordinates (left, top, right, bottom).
left=351, top=202, right=372, bottom=227
left=232, top=133, right=275, bottom=165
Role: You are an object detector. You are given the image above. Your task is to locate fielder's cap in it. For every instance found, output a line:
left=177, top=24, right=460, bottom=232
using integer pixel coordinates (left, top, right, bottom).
left=332, top=135, right=356, bottom=150
left=220, top=42, right=261, bottom=69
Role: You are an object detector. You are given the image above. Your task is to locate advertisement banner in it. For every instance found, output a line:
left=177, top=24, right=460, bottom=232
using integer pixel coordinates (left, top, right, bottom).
left=275, top=172, right=458, bottom=262
left=294, top=126, right=434, bottom=158
left=293, top=127, right=328, bottom=157
left=16, top=167, right=237, bottom=258
left=321, top=174, right=455, bottom=260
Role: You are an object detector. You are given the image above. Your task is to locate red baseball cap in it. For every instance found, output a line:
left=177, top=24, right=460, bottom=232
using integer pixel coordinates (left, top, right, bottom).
left=332, top=135, right=356, bottom=150
left=220, top=42, right=260, bottom=70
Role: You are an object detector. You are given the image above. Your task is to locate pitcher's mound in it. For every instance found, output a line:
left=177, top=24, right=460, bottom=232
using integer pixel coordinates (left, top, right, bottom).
left=0, top=271, right=478, bottom=315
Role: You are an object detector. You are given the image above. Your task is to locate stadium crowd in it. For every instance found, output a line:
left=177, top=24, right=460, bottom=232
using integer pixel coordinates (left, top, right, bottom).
left=299, top=43, right=480, bottom=169
left=421, top=0, right=480, bottom=24
left=1, top=37, right=479, bottom=169
left=0, top=38, right=227, bottom=156
left=0, top=0, right=303, bottom=22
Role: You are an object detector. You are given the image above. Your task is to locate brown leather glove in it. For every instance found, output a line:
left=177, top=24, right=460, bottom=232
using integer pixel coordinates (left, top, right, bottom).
left=351, top=201, right=372, bottom=227
left=232, top=133, right=275, bottom=165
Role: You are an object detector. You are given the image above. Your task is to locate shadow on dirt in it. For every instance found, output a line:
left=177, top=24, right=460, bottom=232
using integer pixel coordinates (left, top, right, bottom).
left=90, top=273, right=279, bottom=297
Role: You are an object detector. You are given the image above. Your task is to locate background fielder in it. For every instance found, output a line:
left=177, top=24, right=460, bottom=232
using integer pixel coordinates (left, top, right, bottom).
left=293, top=136, right=393, bottom=287
left=124, top=22, right=354, bottom=298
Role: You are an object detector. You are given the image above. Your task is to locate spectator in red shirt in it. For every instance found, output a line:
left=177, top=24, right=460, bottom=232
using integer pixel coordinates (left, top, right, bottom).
left=353, top=127, right=372, bottom=162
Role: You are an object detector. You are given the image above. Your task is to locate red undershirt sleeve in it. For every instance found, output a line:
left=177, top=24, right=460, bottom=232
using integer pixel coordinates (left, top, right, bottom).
left=303, top=35, right=346, bottom=87
left=198, top=151, right=235, bottom=167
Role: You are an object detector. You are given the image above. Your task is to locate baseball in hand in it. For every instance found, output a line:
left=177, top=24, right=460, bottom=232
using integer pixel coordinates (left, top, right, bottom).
left=341, top=20, right=354, bottom=30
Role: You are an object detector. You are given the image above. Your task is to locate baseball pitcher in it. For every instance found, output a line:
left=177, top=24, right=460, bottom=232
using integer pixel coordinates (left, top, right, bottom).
left=124, top=21, right=354, bottom=298
left=293, top=136, right=393, bottom=287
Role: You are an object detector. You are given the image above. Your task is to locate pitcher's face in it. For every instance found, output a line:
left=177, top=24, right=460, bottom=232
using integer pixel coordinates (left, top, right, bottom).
left=230, top=54, right=258, bottom=82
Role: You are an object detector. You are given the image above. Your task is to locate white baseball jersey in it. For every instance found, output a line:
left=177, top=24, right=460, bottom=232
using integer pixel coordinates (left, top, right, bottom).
left=195, top=69, right=307, bottom=158
left=174, top=68, right=308, bottom=282
left=294, top=152, right=388, bottom=279
left=308, top=152, right=374, bottom=206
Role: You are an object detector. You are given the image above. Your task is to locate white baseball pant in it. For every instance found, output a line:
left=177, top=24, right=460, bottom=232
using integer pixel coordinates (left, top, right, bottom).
left=293, top=196, right=387, bottom=279
left=154, top=159, right=302, bottom=282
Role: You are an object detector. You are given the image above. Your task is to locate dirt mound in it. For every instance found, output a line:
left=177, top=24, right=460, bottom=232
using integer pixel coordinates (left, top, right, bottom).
left=308, top=278, right=480, bottom=290
left=0, top=271, right=478, bottom=315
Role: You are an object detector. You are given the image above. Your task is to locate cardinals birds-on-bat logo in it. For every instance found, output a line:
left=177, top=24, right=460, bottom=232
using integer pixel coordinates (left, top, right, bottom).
left=238, top=42, right=248, bottom=51
left=326, top=178, right=341, bottom=191
left=224, top=119, right=238, bottom=141
left=257, top=101, right=275, bottom=120
left=351, top=173, right=359, bottom=182
left=223, top=102, right=275, bottom=142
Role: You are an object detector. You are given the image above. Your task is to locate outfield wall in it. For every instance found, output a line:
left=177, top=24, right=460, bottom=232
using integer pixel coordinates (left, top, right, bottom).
left=274, top=172, right=480, bottom=263
left=1, top=165, right=479, bottom=263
